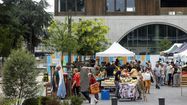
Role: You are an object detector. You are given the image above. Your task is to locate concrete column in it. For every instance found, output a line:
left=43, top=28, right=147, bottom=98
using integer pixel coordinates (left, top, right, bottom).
left=155, top=24, right=160, bottom=53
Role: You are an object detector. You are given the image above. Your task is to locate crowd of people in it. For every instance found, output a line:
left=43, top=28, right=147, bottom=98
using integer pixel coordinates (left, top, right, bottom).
left=50, top=58, right=182, bottom=103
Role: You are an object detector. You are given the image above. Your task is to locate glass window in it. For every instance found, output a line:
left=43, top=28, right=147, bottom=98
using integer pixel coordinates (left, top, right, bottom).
left=77, top=0, right=85, bottom=12
left=60, top=0, right=66, bottom=11
left=116, top=0, right=125, bottom=12
left=168, top=26, right=176, bottom=40
left=67, top=0, right=75, bottom=11
left=126, top=0, right=135, bottom=12
left=159, top=25, right=167, bottom=38
left=106, top=0, right=115, bottom=12
left=161, top=0, right=187, bottom=7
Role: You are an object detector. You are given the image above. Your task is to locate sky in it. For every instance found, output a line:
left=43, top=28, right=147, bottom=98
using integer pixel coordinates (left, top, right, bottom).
left=0, top=0, right=54, bottom=12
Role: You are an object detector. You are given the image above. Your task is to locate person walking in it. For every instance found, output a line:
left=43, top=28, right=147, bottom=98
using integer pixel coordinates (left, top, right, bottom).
left=153, top=64, right=161, bottom=89
left=143, top=68, right=152, bottom=94
left=160, top=64, right=165, bottom=86
left=52, top=66, right=59, bottom=97
left=114, top=66, right=122, bottom=98
left=56, top=66, right=66, bottom=99
left=80, top=66, right=91, bottom=103
left=89, top=73, right=99, bottom=104
left=71, top=68, right=80, bottom=96
left=173, top=64, right=180, bottom=87
left=167, top=63, right=174, bottom=86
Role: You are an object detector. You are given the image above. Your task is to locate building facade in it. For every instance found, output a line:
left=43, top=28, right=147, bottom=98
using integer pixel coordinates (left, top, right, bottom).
left=54, top=0, right=187, bottom=54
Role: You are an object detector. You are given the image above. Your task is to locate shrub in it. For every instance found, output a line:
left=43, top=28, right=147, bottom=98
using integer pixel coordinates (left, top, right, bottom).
left=22, top=96, right=62, bottom=105
left=62, top=100, right=70, bottom=105
left=3, top=49, right=38, bottom=104
left=0, top=98, right=17, bottom=105
left=70, top=96, right=83, bottom=105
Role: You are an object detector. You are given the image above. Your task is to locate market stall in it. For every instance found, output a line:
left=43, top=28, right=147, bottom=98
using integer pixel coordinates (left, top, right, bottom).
left=101, top=77, right=138, bottom=100
left=119, top=78, right=138, bottom=100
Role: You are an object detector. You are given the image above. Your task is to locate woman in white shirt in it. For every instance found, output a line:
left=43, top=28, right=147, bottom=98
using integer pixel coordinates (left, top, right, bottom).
left=143, top=68, right=153, bottom=94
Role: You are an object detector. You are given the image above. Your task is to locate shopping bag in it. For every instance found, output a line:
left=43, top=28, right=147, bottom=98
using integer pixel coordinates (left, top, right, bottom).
left=90, top=82, right=100, bottom=94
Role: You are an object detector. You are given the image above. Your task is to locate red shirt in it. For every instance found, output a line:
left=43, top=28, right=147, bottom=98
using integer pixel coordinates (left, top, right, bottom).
left=73, top=72, right=80, bottom=87
left=89, top=76, right=96, bottom=85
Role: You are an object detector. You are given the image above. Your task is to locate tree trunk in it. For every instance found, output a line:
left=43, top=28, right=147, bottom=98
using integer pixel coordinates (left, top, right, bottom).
left=67, top=51, right=72, bottom=96
left=27, top=28, right=35, bottom=53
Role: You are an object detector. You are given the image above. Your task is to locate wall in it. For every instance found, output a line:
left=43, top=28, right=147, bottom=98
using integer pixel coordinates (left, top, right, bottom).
left=55, top=16, right=187, bottom=43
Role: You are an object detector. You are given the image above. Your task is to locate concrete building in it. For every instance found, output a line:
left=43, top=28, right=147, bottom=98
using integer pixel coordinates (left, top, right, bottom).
left=54, top=0, right=187, bottom=54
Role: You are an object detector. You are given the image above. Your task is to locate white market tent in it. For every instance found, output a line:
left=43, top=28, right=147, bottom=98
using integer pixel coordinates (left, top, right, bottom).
left=96, top=42, right=135, bottom=57
left=174, top=49, right=187, bottom=63
left=161, top=43, right=182, bottom=53
left=174, top=49, right=187, bottom=57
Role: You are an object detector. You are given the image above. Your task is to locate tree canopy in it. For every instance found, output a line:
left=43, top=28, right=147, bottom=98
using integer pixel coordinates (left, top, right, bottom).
left=159, top=38, right=172, bottom=51
left=76, top=18, right=109, bottom=55
left=0, top=0, right=52, bottom=55
left=45, top=18, right=109, bottom=56
left=45, top=19, right=79, bottom=53
left=0, top=3, right=23, bottom=57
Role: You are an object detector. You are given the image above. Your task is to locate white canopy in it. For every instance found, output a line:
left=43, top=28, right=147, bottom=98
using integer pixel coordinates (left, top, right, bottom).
left=162, top=43, right=182, bottom=53
left=96, top=42, right=135, bottom=57
left=174, top=49, right=187, bottom=57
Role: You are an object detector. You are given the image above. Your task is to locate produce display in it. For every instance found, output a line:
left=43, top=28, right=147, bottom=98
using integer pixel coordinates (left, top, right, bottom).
left=101, top=78, right=115, bottom=86
left=101, top=77, right=137, bottom=87
left=121, top=77, right=137, bottom=84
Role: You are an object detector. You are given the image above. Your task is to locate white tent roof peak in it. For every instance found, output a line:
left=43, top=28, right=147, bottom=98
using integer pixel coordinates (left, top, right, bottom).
left=96, top=42, right=135, bottom=57
left=162, top=43, right=183, bottom=53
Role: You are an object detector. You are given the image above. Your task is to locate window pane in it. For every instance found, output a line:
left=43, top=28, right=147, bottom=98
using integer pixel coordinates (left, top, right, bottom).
left=106, top=0, right=114, bottom=12
left=116, top=0, right=125, bottom=12
left=77, top=0, right=85, bottom=12
left=67, top=0, right=75, bottom=11
left=60, top=0, right=66, bottom=11
left=161, top=0, right=187, bottom=7
left=126, top=0, right=135, bottom=12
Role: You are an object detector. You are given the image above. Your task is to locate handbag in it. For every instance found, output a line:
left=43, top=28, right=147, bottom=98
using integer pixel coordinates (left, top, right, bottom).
left=90, top=82, right=100, bottom=94
left=151, top=76, right=154, bottom=83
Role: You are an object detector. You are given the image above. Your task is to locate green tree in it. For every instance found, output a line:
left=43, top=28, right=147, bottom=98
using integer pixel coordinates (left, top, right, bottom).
left=45, top=19, right=78, bottom=53
left=2, top=49, right=38, bottom=105
left=76, top=18, right=109, bottom=56
left=0, top=3, right=23, bottom=57
left=159, top=38, right=172, bottom=51
left=18, top=0, right=52, bottom=53
left=0, top=3, right=24, bottom=65
left=2, top=0, right=52, bottom=53
left=45, top=18, right=109, bottom=58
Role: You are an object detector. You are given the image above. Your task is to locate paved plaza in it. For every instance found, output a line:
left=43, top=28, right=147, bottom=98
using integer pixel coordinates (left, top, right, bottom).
left=83, top=85, right=187, bottom=105
left=1, top=77, right=187, bottom=105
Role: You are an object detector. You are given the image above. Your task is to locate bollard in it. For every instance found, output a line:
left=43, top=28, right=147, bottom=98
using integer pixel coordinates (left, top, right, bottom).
left=159, top=98, right=165, bottom=105
left=111, top=97, right=118, bottom=105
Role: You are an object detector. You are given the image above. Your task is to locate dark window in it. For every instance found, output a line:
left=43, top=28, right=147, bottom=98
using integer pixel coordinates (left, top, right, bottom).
left=60, top=0, right=84, bottom=12
left=106, top=0, right=115, bottom=12
left=77, top=0, right=85, bottom=12
left=161, top=0, right=187, bottom=7
left=116, top=0, right=125, bottom=12
left=67, top=0, right=75, bottom=11
left=60, top=0, right=66, bottom=11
